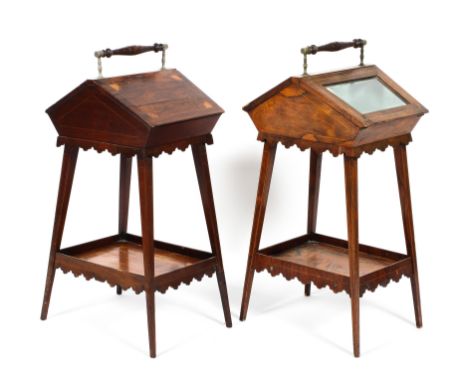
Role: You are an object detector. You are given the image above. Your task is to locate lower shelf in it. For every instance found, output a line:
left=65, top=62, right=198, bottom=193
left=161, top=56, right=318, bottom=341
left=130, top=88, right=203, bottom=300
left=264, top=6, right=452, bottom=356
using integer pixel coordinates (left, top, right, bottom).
left=254, top=233, right=413, bottom=296
left=55, top=233, right=217, bottom=294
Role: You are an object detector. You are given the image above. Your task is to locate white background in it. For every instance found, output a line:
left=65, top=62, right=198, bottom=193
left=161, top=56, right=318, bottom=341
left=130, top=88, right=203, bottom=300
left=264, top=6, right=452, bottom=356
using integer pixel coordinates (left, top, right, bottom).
left=1, top=0, right=467, bottom=380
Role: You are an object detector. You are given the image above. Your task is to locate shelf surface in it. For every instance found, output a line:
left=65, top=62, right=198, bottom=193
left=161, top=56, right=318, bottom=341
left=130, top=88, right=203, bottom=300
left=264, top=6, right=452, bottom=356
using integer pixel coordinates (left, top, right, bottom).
left=256, top=234, right=413, bottom=295
left=75, top=241, right=200, bottom=277
left=269, top=241, right=395, bottom=277
left=56, top=234, right=216, bottom=293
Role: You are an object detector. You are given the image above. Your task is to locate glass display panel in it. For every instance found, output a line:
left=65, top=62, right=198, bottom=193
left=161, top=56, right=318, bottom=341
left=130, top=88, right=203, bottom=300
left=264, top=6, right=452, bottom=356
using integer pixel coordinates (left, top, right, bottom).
left=325, top=77, right=406, bottom=114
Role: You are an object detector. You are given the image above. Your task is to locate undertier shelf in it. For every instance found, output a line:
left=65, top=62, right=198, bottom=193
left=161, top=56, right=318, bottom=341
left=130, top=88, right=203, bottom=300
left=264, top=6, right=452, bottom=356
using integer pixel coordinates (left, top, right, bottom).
left=254, top=233, right=413, bottom=296
left=55, top=233, right=216, bottom=294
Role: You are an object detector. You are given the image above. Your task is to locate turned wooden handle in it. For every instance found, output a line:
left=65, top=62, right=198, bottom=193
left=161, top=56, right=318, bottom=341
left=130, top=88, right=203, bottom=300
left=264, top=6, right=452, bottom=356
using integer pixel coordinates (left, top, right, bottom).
left=95, top=43, right=168, bottom=59
left=301, top=39, right=366, bottom=55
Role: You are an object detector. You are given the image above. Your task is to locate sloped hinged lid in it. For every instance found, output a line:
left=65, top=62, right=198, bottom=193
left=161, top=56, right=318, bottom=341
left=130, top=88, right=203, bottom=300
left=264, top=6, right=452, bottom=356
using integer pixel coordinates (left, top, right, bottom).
left=297, top=65, right=427, bottom=126
left=47, top=69, right=223, bottom=148
left=243, top=40, right=427, bottom=148
left=96, top=69, right=223, bottom=127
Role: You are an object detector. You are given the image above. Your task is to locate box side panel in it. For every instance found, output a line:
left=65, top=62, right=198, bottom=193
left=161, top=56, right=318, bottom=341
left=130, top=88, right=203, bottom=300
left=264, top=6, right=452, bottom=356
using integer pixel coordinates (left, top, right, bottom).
left=248, top=83, right=358, bottom=144
left=47, top=82, right=149, bottom=147
left=352, top=115, right=420, bottom=146
left=145, top=114, right=221, bottom=147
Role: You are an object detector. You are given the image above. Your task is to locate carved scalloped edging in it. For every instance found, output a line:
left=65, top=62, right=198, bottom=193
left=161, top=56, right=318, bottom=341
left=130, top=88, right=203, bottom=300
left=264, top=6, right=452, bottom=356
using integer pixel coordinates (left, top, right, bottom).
left=56, top=135, right=213, bottom=159
left=361, top=268, right=412, bottom=297
left=156, top=268, right=216, bottom=294
left=57, top=264, right=216, bottom=295
left=257, top=133, right=412, bottom=158
left=258, top=134, right=342, bottom=157
left=255, top=263, right=412, bottom=297
left=57, top=264, right=145, bottom=294
left=147, top=142, right=191, bottom=158
left=57, top=137, right=135, bottom=157
left=359, top=134, right=412, bottom=157
left=254, top=264, right=347, bottom=295
left=147, top=135, right=213, bottom=158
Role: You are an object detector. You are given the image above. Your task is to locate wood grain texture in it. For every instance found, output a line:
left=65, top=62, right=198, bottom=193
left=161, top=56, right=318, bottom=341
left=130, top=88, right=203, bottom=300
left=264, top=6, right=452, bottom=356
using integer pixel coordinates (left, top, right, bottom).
left=137, top=155, right=156, bottom=357
left=69, top=242, right=199, bottom=276
left=56, top=134, right=213, bottom=158
left=249, top=81, right=358, bottom=143
left=137, top=156, right=155, bottom=282
left=56, top=234, right=216, bottom=294
left=257, top=132, right=413, bottom=158
left=256, top=234, right=411, bottom=297
left=43, top=140, right=227, bottom=358
left=43, top=62, right=228, bottom=358
left=40, top=145, right=78, bottom=320
left=117, top=154, right=132, bottom=295
left=273, top=241, right=392, bottom=277
left=394, top=145, right=423, bottom=328
left=244, top=65, right=427, bottom=155
left=254, top=254, right=412, bottom=297
left=192, top=143, right=232, bottom=327
left=305, top=150, right=322, bottom=296
left=118, top=155, right=132, bottom=235
left=344, top=156, right=360, bottom=357
left=47, top=69, right=223, bottom=148
left=242, top=62, right=426, bottom=357
left=98, top=70, right=222, bottom=127
left=240, top=142, right=277, bottom=321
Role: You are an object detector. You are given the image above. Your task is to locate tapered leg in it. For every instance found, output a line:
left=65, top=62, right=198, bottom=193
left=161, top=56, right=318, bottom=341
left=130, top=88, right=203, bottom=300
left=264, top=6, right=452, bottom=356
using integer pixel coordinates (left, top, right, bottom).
left=40, top=145, right=79, bottom=320
left=240, top=142, right=277, bottom=321
left=137, top=155, right=156, bottom=358
left=394, top=145, right=423, bottom=328
left=192, top=143, right=232, bottom=327
left=119, top=154, right=133, bottom=235
left=344, top=156, right=360, bottom=357
left=145, top=291, right=156, bottom=358
left=117, top=155, right=132, bottom=295
left=305, top=150, right=322, bottom=296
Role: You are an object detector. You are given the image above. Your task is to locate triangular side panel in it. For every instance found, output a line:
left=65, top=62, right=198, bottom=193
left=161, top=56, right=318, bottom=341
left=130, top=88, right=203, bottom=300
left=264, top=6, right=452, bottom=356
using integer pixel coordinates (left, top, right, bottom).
left=47, top=81, right=149, bottom=147
left=248, top=82, right=359, bottom=144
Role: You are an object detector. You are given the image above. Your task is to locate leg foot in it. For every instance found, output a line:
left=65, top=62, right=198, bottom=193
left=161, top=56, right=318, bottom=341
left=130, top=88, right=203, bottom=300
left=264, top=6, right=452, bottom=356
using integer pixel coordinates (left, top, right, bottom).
left=239, top=267, right=255, bottom=321
left=215, top=269, right=232, bottom=327
left=351, top=293, right=360, bottom=357
left=146, top=291, right=156, bottom=358
left=41, top=266, right=56, bottom=320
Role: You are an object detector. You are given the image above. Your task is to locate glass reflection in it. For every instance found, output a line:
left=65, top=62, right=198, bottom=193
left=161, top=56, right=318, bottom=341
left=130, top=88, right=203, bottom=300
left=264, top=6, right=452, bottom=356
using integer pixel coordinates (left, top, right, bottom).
left=325, top=77, right=406, bottom=114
